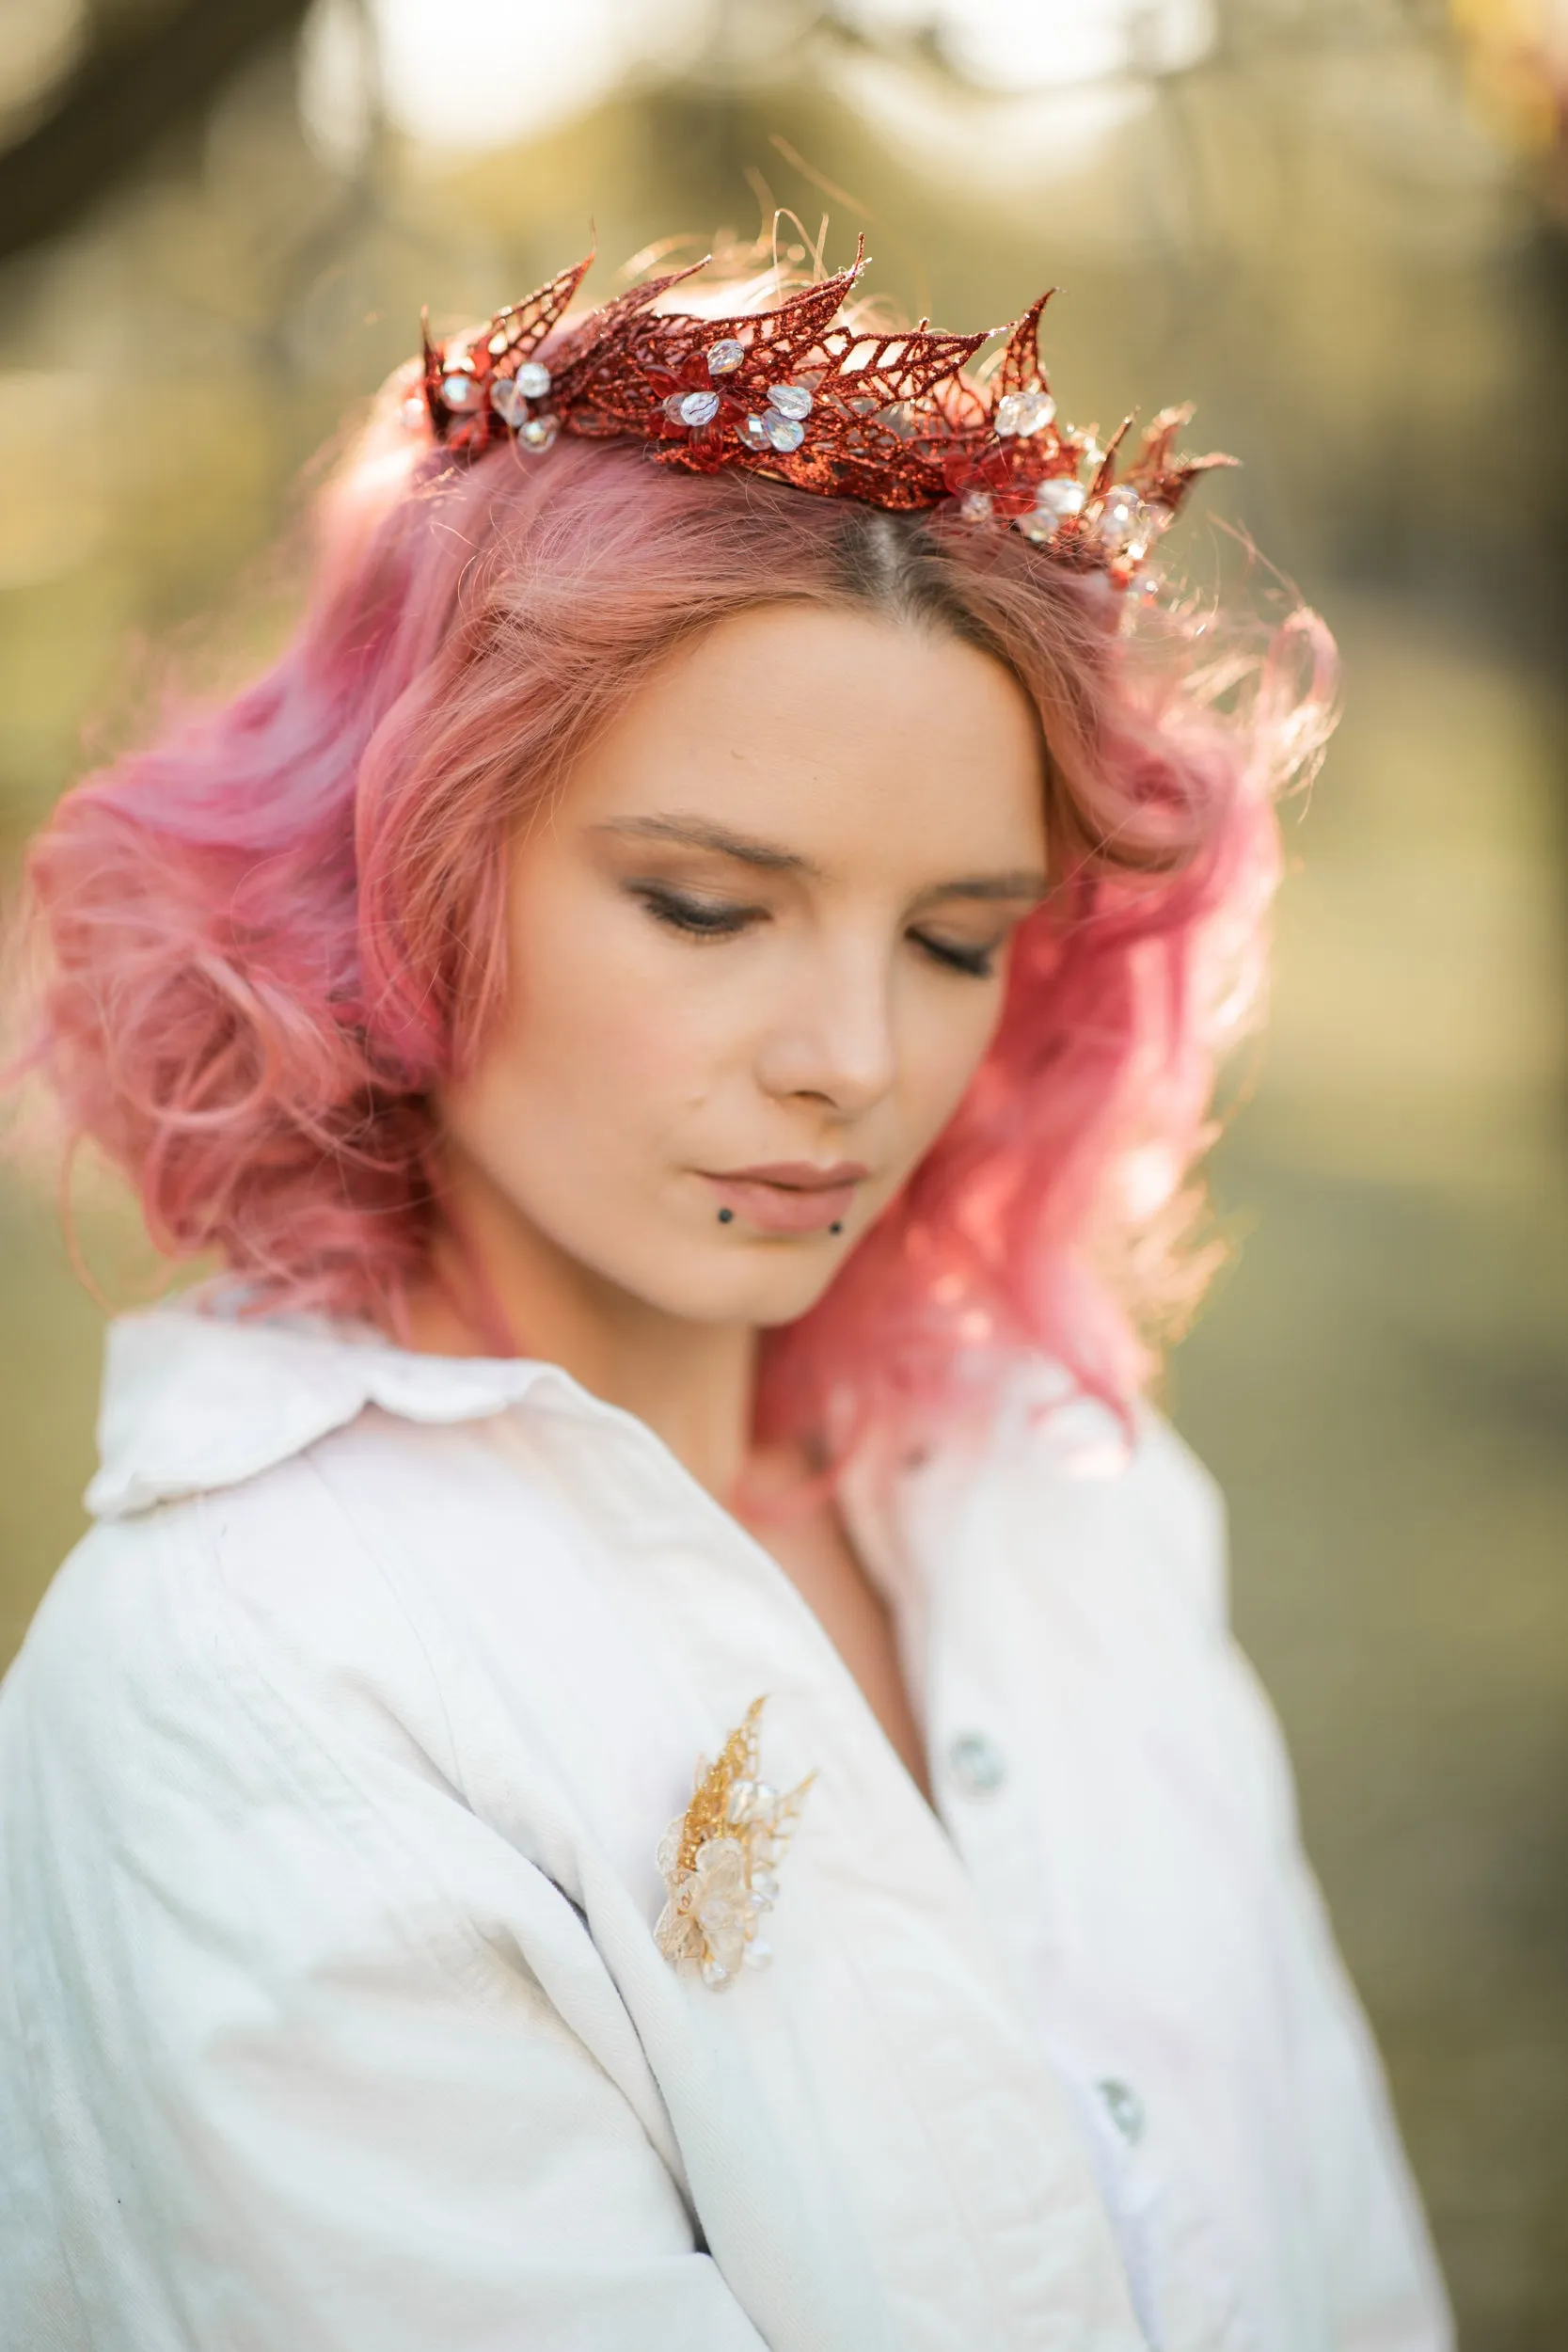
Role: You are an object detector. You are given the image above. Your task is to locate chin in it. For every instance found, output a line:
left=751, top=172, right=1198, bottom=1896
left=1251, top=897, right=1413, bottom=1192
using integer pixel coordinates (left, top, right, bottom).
left=626, top=1237, right=841, bottom=1330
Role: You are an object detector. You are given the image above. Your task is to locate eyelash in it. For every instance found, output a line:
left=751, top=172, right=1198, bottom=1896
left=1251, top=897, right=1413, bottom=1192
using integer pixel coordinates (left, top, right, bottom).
left=633, top=885, right=1000, bottom=980
left=638, top=886, right=752, bottom=938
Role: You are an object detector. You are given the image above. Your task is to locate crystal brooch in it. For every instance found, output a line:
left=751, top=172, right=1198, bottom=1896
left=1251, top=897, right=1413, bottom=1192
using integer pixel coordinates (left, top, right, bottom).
left=654, top=1696, right=814, bottom=1990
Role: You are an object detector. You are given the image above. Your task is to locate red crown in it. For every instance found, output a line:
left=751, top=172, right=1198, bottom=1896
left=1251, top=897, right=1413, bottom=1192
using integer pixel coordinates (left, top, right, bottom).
left=412, top=242, right=1234, bottom=590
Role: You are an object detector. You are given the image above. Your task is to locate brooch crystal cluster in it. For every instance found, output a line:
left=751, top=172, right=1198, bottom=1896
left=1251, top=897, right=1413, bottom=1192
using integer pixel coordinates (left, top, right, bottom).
left=655, top=1696, right=814, bottom=1990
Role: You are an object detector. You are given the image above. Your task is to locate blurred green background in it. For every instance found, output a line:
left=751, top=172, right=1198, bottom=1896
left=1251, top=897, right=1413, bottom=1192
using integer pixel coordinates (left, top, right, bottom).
left=1, top=1, right=1565, bottom=2342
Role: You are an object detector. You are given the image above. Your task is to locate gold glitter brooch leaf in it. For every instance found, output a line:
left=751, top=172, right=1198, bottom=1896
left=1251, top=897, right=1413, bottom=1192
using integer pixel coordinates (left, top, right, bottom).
left=654, top=1696, right=814, bottom=1990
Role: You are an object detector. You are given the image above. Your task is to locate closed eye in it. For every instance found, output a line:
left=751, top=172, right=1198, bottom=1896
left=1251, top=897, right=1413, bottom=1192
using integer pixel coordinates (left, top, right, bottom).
left=631, top=883, right=761, bottom=939
left=634, top=882, right=1004, bottom=977
left=911, top=931, right=1002, bottom=978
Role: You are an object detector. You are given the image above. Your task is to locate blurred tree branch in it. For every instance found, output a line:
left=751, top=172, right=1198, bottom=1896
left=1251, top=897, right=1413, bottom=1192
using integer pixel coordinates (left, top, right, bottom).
left=0, top=0, right=312, bottom=268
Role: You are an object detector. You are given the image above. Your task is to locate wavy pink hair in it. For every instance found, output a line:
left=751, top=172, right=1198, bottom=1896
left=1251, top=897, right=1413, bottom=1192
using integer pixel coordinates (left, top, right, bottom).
left=13, top=369, right=1334, bottom=1468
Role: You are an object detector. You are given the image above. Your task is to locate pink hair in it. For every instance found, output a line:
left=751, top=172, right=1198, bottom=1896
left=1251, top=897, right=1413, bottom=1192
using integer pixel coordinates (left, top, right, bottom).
left=13, top=373, right=1335, bottom=1469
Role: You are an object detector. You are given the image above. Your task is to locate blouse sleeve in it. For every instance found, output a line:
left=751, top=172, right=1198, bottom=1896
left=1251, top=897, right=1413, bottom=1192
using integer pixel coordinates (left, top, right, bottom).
left=1205, top=1573, right=1457, bottom=2352
left=0, top=1507, right=767, bottom=2352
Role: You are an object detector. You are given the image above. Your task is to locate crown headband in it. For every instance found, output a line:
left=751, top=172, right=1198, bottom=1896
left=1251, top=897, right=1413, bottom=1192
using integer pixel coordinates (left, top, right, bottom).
left=410, top=242, right=1234, bottom=589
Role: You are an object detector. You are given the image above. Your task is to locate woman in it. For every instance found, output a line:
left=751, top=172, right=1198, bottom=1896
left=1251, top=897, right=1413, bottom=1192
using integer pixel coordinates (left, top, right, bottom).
left=0, top=246, right=1451, bottom=2349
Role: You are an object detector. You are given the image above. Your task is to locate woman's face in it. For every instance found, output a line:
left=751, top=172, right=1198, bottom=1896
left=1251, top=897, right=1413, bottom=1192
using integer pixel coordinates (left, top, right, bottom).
left=439, top=600, right=1048, bottom=1331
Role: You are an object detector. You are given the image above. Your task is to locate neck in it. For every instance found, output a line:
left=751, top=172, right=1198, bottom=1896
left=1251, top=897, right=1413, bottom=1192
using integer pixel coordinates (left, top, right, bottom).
left=404, top=1146, right=758, bottom=1505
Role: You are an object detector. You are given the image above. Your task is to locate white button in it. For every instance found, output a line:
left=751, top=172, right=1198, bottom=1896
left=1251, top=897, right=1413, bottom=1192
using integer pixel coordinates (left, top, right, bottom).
left=947, top=1730, right=1006, bottom=1796
left=1098, top=2077, right=1146, bottom=2145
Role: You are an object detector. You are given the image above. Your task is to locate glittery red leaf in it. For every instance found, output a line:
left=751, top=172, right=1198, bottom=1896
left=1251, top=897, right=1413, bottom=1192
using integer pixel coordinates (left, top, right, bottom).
left=990, top=293, right=1058, bottom=402
left=1088, top=419, right=1133, bottom=500
left=548, top=258, right=714, bottom=398
left=1121, top=406, right=1240, bottom=510
left=424, top=254, right=596, bottom=449
left=480, top=252, right=595, bottom=365
left=807, top=323, right=990, bottom=410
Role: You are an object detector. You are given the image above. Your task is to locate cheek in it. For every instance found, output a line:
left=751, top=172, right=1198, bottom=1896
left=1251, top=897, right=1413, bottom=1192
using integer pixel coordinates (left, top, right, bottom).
left=483, top=890, right=732, bottom=1150
left=898, top=977, right=1009, bottom=1151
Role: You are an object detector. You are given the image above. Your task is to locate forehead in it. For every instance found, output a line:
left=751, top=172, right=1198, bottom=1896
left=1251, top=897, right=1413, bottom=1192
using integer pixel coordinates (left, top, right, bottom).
left=562, top=601, right=1048, bottom=870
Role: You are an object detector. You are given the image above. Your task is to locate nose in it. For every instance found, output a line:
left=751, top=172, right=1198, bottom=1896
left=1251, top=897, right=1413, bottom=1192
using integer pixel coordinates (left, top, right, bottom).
left=753, top=936, right=897, bottom=1116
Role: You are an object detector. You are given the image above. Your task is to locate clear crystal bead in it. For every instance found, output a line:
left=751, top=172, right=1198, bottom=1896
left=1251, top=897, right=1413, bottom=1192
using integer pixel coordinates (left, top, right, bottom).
left=1040, top=476, right=1086, bottom=516
left=958, top=488, right=995, bottom=522
left=705, top=338, right=746, bottom=377
left=760, top=411, right=804, bottom=453
left=489, top=377, right=523, bottom=424
left=1095, top=485, right=1146, bottom=553
left=726, top=1780, right=756, bottom=1825
left=699, top=1955, right=732, bottom=1989
left=518, top=414, right=559, bottom=453
left=767, top=383, right=813, bottom=422
left=440, top=372, right=482, bottom=413
left=401, top=391, right=427, bottom=431
left=738, top=415, right=770, bottom=451
left=673, top=389, right=721, bottom=428
left=995, top=388, right=1055, bottom=438
left=515, top=359, right=551, bottom=399
left=1015, top=476, right=1085, bottom=542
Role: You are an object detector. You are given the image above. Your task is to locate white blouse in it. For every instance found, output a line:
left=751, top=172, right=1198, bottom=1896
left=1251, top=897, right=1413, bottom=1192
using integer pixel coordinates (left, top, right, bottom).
left=0, top=1303, right=1452, bottom=2352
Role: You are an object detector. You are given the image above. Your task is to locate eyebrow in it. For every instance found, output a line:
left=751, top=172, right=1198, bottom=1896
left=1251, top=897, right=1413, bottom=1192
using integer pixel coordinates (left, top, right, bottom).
left=920, top=871, right=1051, bottom=906
left=595, top=815, right=1048, bottom=905
left=598, top=815, right=817, bottom=875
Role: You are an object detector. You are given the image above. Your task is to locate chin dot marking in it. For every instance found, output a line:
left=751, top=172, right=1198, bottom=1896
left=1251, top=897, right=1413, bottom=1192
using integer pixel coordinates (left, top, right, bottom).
left=717, top=1207, right=735, bottom=1224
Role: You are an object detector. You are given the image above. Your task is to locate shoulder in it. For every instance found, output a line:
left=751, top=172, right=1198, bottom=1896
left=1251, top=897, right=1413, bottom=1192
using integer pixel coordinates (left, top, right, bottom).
left=0, top=1434, right=595, bottom=2010
left=975, top=1358, right=1230, bottom=1636
left=4, top=1436, right=473, bottom=1836
left=8, top=1351, right=639, bottom=1883
left=46, top=1302, right=608, bottom=1759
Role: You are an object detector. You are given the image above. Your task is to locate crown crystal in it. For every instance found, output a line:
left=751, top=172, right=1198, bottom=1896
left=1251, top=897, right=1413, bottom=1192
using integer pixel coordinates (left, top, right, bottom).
left=1017, top=476, right=1086, bottom=543
left=1096, top=485, right=1146, bottom=553
left=760, top=410, right=805, bottom=453
left=996, top=389, right=1055, bottom=437
left=670, top=389, right=721, bottom=428
left=767, top=383, right=814, bottom=421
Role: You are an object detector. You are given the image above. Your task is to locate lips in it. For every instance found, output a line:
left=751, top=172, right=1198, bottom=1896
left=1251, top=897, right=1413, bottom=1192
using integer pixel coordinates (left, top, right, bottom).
left=701, top=1161, right=867, bottom=1237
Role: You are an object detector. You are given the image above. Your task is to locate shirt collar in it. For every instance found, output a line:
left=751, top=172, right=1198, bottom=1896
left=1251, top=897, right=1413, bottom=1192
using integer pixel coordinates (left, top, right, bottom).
left=87, top=1296, right=1132, bottom=1525
left=86, top=1298, right=637, bottom=1520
